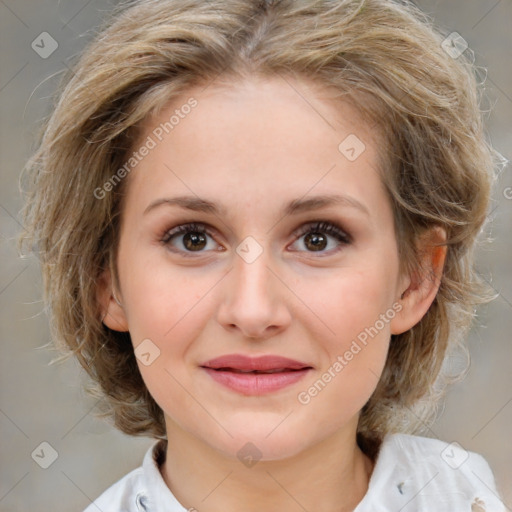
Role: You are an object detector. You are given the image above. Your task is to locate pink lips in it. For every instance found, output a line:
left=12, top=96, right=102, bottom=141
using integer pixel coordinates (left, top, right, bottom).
left=200, top=354, right=312, bottom=395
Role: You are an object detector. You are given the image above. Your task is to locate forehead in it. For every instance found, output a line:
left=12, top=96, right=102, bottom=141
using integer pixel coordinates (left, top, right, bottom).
left=126, top=75, right=389, bottom=219
left=141, top=74, right=378, bottom=152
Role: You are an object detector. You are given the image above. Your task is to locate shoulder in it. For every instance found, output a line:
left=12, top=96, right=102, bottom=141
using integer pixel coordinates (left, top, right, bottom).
left=382, top=432, right=494, bottom=476
left=355, top=433, right=506, bottom=512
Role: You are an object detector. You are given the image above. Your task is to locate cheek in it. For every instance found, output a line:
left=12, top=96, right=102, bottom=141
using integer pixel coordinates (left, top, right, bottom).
left=122, top=267, right=217, bottom=418
left=295, top=263, right=397, bottom=342
left=292, top=260, right=398, bottom=403
left=293, top=274, right=395, bottom=425
left=120, top=250, right=214, bottom=340
left=117, top=253, right=216, bottom=383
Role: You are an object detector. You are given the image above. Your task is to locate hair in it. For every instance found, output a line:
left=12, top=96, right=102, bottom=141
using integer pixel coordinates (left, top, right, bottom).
left=19, top=0, right=499, bottom=457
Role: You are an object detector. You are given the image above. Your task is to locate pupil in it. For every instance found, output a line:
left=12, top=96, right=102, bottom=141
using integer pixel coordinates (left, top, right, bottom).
left=305, top=232, right=327, bottom=251
left=184, top=232, right=207, bottom=251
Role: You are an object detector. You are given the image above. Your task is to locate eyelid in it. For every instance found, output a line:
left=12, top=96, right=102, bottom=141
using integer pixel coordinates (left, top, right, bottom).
left=161, top=222, right=213, bottom=244
left=292, top=220, right=352, bottom=244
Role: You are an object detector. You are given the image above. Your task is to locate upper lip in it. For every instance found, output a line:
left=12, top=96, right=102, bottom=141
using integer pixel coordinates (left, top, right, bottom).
left=201, top=354, right=312, bottom=371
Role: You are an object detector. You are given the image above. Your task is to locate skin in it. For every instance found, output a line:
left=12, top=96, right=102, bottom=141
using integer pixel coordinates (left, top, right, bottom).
left=99, top=75, right=446, bottom=512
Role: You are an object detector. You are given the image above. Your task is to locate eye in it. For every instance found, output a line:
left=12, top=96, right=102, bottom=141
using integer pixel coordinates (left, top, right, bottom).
left=161, top=222, right=222, bottom=255
left=161, top=220, right=351, bottom=256
left=289, top=221, right=351, bottom=254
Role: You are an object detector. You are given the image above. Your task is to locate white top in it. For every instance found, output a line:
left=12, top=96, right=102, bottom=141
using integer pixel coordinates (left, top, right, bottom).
left=84, top=433, right=506, bottom=511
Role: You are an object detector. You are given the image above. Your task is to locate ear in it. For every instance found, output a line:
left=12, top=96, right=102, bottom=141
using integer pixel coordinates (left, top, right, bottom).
left=96, top=268, right=129, bottom=332
left=390, top=226, right=447, bottom=335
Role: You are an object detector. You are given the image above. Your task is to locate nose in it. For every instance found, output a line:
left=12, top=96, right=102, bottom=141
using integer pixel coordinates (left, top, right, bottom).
left=216, top=247, right=292, bottom=340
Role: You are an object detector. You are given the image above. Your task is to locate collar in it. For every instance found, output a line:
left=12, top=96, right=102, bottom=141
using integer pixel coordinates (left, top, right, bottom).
left=138, top=439, right=188, bottom=512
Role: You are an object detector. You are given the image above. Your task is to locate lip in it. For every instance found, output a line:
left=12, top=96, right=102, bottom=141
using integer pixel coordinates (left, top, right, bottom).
left=201, top=354, right=312, bottom=371
left=200, top=354, right=313, bottom=395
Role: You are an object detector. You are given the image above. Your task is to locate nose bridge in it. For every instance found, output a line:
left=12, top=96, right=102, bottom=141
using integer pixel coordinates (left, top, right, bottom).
left=217, top=238, right=290, bottom=337
left=229, top=231, right=273, bottom=291
left=231, top=243, right=276, bottom=307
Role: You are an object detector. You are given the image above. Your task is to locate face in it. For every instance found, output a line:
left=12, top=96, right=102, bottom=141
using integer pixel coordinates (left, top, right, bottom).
left=104, top=75, right=410, bottom=461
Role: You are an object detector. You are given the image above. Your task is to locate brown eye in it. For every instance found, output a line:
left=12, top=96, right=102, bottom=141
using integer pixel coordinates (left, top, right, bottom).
left=162, top=222, right=220, bottom=255
left=290, top=221, right=351, bottom=254
left=182, top=232, right=207, bottom=251
left=303, top=232, right=328, bottom=251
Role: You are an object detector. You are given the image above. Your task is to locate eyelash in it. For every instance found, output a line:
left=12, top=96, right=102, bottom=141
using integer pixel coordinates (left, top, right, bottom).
left=161, top=221, right=351, bottom=256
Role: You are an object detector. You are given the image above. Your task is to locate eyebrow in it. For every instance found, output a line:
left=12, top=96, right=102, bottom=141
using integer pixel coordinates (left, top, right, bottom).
left=143, top=194, right=370, bottom=217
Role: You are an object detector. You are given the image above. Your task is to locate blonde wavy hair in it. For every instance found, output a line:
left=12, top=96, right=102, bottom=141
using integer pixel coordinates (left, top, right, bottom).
left=20, top=0, right=498, bottom=456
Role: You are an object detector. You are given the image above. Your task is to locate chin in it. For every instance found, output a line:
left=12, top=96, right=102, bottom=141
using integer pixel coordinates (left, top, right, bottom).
left=206, top=422, right=310, bottom=464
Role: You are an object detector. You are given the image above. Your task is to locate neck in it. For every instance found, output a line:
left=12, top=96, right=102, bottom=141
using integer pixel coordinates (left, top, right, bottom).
left=161, top=424, right=374, bottom=512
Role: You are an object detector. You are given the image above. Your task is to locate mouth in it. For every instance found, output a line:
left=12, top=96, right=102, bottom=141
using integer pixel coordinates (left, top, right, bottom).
left=200, top=354, right=313, bottom=395
left=201, top=354, right=312, bottom=372
left=210, top=367, right=307, bottom=373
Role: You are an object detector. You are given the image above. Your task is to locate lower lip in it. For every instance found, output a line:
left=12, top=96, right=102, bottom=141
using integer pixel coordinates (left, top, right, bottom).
left=201, top=367, right=311, bottom=395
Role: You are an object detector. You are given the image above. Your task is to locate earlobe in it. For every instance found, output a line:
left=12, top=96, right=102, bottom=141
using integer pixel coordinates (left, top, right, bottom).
left=390, top=226, right=447, bottom=335
left=96, top=269, right=129, bottom=332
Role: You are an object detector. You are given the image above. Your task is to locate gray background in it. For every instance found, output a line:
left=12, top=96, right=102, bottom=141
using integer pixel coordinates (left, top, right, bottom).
left=0, top=0, right=510, bottom=510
